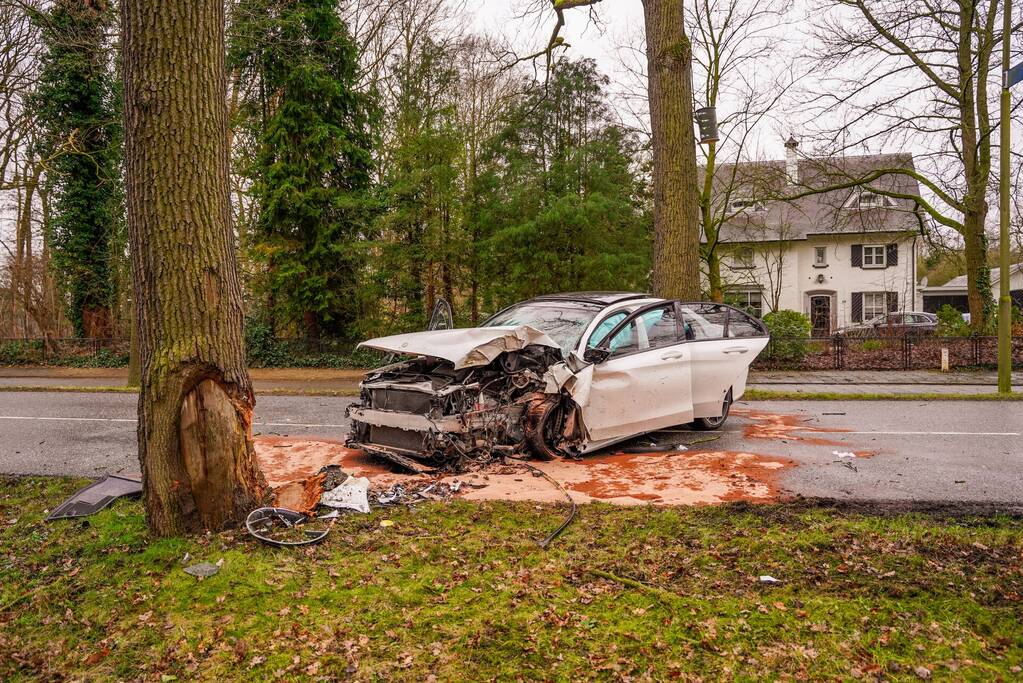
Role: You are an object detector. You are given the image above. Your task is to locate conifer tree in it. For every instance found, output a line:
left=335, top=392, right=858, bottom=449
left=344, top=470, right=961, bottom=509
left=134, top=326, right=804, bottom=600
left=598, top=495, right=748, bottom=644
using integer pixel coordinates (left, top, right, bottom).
left=229, top=0, right=378, bottom=340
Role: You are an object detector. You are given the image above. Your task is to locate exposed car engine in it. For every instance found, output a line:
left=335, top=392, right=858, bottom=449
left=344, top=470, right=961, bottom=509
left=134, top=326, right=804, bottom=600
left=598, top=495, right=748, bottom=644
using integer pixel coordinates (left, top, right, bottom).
left=346, top=346, right=579, bottom=472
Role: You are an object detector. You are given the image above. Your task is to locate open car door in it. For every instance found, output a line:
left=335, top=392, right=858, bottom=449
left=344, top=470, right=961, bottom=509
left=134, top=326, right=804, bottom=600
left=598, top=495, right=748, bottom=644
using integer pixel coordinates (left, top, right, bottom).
left=679, top=303, right=769, bottom=418
left=578, top=301, right=694, bottom=443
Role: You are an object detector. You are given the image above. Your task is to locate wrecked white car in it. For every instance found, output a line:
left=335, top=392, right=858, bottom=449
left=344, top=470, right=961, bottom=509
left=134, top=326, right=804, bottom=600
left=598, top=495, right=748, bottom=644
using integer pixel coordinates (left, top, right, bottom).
left=345, top=292, right=769, bottom=472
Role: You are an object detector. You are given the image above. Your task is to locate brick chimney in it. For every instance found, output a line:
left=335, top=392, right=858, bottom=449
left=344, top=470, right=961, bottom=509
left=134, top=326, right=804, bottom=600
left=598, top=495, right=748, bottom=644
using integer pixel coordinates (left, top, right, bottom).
left=784, top=135, right=799, bottom=185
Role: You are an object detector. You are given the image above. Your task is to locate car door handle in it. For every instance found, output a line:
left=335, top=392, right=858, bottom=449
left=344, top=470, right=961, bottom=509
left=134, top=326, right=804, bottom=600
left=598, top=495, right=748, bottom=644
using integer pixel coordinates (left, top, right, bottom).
left=660, top=351, right=686, bottom=360
left=723, top=347, right=749, bottom=354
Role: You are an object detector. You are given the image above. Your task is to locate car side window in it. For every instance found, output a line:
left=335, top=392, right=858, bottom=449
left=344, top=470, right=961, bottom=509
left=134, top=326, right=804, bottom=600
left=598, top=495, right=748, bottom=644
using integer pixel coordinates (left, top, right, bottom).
left=605, top=320, right=640, bottom=356
left=726, top=309, right=763, bottom=338
left=639, top=305, right=680, bottom=348
left=587, top=312, right=627, bottom=348
left=681, top=304, right=727, bottom=339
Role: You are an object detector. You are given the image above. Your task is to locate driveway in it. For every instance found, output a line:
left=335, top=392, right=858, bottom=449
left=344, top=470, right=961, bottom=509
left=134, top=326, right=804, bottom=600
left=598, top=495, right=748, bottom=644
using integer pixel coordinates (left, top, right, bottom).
left=1, top=391, right=1020, bottom=504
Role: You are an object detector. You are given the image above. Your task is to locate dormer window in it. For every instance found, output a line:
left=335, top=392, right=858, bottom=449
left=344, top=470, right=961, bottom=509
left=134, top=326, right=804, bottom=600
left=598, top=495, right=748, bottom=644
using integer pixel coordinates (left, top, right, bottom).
left=845, top=189, right=894, bottom=209
left=728, top=197, right=766, bottom=213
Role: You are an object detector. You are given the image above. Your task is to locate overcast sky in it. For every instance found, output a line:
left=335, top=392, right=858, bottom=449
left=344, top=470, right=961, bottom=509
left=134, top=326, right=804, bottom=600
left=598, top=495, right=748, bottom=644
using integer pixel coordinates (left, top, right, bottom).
left=472, top=0, right=809, bottom=160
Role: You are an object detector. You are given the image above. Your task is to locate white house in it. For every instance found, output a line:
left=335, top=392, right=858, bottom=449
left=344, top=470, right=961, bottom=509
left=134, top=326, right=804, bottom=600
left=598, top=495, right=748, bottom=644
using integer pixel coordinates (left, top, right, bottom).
left=918, top=264, right=1023, bottom=313
left=704, top=140, right=922, bottom=335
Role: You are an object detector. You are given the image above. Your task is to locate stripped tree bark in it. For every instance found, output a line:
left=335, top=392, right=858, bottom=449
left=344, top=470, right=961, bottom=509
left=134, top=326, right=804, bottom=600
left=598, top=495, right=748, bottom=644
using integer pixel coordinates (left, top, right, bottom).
left=122, top=0, right=266, bottom=535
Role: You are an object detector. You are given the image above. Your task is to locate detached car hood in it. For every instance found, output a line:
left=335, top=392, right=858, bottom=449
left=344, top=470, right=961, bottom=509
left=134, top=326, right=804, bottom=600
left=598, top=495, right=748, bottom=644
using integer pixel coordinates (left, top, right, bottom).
left=357, top=325, right=562, bottom=369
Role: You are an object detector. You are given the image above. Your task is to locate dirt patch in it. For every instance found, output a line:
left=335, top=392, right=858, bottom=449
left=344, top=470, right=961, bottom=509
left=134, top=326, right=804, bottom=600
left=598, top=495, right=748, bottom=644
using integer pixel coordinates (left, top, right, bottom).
left=253, top=437, right=795, bottom=507
left=732, top=407, right=851, bottom=447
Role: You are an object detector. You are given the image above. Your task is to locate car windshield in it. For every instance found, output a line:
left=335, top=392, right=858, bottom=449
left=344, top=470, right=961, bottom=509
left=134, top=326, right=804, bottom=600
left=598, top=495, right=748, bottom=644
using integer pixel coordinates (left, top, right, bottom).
left=482, top=301, right=604, bottom=354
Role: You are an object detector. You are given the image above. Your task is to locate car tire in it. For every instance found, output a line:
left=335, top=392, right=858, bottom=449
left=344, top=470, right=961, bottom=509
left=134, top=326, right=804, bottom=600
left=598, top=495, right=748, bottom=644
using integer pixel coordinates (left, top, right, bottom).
left=692, top=388, right=732, bottom=431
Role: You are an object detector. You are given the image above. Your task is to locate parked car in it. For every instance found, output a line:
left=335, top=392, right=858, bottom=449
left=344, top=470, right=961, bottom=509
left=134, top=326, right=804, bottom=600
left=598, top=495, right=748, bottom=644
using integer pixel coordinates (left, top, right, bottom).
left=838, top=311, right=938, bottom=337
left=346, top=292, right=769, bottom=471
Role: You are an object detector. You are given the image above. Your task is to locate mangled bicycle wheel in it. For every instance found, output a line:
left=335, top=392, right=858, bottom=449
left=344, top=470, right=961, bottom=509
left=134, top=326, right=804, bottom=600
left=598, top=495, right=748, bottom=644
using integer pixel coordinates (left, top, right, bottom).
left=245, top=507, right=331, bottom=548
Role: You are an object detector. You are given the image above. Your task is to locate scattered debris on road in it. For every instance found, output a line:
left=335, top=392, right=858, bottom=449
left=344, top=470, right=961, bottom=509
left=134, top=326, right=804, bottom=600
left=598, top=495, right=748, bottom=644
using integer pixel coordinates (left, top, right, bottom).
left=245, top=507, right=331, bottom=548
left=183, top=559, right=223, bottom=578
left=319, top=472, right=371, bottom=513
left=46, top=474, right=142, bottom=521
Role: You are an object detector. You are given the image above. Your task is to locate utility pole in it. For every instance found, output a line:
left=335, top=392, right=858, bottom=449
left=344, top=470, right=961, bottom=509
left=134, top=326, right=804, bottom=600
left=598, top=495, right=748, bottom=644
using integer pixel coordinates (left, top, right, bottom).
left=998, top=0, right=1013, bottom=394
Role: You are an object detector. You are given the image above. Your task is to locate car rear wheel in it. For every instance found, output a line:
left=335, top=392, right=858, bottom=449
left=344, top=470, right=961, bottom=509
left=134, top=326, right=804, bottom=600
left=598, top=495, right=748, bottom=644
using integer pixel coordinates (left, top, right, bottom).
left=692, top=388, right=732, bottom=431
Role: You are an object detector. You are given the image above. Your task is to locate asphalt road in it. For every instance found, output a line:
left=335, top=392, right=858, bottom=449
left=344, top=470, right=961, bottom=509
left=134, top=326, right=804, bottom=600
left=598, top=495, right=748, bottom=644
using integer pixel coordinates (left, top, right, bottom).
left=1, top=391, right=1020, bottom=503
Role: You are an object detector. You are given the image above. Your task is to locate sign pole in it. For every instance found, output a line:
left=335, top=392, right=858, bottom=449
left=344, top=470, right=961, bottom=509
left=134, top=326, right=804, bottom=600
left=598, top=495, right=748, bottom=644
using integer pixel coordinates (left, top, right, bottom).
left=998, top=0, right=1013, bottom=394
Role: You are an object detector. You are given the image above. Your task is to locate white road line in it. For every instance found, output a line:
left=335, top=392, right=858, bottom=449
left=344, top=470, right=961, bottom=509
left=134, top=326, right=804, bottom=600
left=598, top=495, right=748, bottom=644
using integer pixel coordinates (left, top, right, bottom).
left=0, top=415, right=349, bottom=429
left=842, top=429, right=1018, bottom=435
left=255, top=422, right=349, bottom=428
left=0, top=415, right=1016, bottom=436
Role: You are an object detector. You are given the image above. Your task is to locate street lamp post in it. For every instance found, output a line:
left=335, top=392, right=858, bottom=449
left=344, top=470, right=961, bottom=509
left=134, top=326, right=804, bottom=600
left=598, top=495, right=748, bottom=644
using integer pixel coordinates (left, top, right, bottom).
left=998, top=0, right=1014, bottom=394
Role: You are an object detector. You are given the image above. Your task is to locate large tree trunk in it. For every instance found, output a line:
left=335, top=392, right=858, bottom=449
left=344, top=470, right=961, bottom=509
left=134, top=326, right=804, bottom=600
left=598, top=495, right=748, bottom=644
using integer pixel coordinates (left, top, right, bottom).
left=643, top=0, right=702, bottom=300
left=122, top=0, right=266, bottom=536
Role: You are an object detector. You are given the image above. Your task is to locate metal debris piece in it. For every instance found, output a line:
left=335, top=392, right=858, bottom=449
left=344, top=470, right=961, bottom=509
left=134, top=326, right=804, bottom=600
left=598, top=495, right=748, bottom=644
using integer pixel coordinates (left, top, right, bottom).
left=523, top=464, right=576, bottom=549
left=366, top=447, right=437, bottom=474
left=376, top=484, right=407, bottom=505
left=183, top=560, right=222, bottom=578
left=245, top=507, right=330, bottom=548
left=758, top=575, right=782, bottom=585
left=46, top=474, right=143, bottom=521
left=320, top=475, right=371, bottom=513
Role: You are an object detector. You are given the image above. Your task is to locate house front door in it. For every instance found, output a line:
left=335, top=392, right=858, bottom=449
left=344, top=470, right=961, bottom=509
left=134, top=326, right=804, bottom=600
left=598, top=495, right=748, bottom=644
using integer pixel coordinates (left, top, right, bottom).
left=810, top=295, right=832, bottom=336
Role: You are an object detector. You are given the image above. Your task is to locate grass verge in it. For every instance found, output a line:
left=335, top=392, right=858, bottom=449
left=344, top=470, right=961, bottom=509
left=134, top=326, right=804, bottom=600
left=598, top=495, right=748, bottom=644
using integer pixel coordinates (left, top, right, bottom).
left=2, top=477, right=1022, bottom=680
left=744, top=388, right=1023, bottom=401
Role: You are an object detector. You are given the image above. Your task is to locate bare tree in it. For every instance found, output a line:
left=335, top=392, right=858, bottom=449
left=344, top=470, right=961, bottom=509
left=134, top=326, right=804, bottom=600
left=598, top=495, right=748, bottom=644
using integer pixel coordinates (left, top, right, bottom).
left=804, top=0, right=1021, bottom=330
left=689, top=0, right=794, bottom=301
left=516, top=0, right=703, bottom=300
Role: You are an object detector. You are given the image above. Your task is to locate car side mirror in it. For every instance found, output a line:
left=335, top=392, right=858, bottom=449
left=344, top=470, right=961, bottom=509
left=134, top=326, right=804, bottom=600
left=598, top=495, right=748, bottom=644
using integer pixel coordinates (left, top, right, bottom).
left=583, top=347, right=611, bottom=364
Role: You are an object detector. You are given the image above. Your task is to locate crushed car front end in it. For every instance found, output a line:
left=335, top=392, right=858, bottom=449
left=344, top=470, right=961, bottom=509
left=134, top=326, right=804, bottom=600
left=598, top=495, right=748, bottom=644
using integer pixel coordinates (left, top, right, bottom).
left=345, top=327, right=581, bottom=472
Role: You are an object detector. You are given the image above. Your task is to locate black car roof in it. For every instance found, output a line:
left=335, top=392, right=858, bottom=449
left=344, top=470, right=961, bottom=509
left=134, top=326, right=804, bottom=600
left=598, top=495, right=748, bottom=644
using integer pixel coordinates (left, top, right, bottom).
left=528, top=291, right=653, bottom=306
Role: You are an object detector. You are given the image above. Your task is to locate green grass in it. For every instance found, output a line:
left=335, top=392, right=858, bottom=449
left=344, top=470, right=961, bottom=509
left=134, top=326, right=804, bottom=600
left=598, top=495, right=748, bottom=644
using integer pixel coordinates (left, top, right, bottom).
left=745, top=388, right=1023, bottom=401
left=2, top=478, right=1022, bottom=680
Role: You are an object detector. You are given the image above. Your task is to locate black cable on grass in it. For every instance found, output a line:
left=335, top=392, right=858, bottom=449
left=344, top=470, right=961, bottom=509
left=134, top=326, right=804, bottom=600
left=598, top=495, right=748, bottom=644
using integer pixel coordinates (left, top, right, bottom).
left=523, top=463, right=576, bottom=549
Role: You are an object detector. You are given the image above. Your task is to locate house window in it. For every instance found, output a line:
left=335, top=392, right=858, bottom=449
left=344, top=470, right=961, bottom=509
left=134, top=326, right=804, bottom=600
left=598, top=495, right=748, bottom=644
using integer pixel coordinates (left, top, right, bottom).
left=863, top=292, right=887, bottom=320
left=725, top=289, right=763, bottom=318
left=847, top=190, right=891, bottom=209
left=814, top=246, right=827, bottom=266
left=858, top=192, right=885, bottom=208
left=728, top=197, right=766, bottom=213
left=862, top=245, right=886, bottom=268
left=731, top=245, right=754, bottom=269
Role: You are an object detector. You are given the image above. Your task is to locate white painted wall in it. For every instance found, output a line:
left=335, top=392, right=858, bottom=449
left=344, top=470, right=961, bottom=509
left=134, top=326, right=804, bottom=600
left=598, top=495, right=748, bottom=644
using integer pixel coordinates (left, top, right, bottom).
left=714, top=232, right=918, bottom=329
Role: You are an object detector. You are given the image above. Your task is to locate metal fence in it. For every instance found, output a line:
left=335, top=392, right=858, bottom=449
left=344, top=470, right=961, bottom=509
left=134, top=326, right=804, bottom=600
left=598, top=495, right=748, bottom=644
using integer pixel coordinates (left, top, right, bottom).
left=754, top=335, right=1023, bottom=371
left=3, top=334, right=1022, bottom=371
left=0, top=337, right=131, bottom=364
left=0, top=336, right=364, bottom=367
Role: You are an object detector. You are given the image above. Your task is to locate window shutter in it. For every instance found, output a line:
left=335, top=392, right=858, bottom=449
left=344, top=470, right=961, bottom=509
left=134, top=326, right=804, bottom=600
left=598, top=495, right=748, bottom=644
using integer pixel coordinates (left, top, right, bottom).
left=851, top=244, right=863, bottom=268
left=886, top=243, right=898, bottom=267
left=851, top=292, right=863, bottom=322
left=886, top=291, right=898, bottom=312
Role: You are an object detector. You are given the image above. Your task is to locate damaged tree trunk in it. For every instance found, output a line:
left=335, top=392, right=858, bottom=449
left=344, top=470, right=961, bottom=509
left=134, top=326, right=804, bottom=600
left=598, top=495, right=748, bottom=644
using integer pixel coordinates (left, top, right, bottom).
left=122, top=0, right=266, bottom=535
